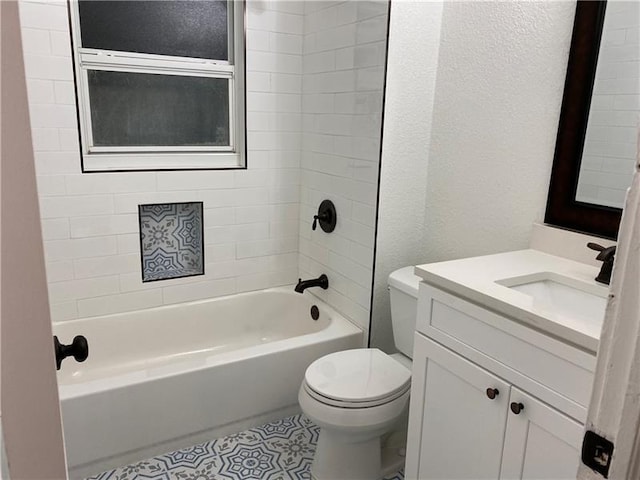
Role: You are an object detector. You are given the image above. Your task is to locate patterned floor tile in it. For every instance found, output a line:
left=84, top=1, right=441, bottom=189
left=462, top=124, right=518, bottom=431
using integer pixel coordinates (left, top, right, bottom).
left=156, top=442, right=218, bottom=471
left=253, top=415, right=306, bottom=441
left=218, top=442, right=281, bottom=479
left=385, top=470, right=405, bottom=480
left=86, top=414, right=404, bottom=480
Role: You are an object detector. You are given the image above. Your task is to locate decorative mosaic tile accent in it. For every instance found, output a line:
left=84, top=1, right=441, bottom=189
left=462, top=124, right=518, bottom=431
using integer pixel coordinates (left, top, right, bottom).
left=139, top=202, right=204, bottom=282
left=86, top=414, right=405, bottom=480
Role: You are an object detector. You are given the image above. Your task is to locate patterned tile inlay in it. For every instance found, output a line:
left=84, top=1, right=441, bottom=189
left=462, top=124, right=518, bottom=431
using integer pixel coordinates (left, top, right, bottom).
left=139, top=202, right=204, bottom=282
left=86, top=414, right=405, bottom=480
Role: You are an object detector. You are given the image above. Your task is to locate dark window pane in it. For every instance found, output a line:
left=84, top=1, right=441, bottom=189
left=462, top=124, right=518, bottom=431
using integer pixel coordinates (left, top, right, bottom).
left=88, top=70, right=230, bottom=147
left=78, top=1, right=229, bottom=60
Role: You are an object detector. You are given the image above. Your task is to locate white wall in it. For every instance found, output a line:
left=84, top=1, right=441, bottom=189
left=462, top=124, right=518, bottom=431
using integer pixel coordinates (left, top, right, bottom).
left=20, top=0, right=304, bottom=322
left=370, top=1, right=443, bottom=351
left=371, top=0, right=576, bottom=351
left=20, top=0, right=390, bottom=334
left=423, top=0, right=576, bottom=262
left=298, top=1, right=389, bottom=337
left=576, top=0, right=640, bottom=208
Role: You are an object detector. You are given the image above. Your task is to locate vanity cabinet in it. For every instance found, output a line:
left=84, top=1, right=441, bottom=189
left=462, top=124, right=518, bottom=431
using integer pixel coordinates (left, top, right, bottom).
left=501, top=387, right=582, bottom=479
left=405, top=284, right=594, bottom=480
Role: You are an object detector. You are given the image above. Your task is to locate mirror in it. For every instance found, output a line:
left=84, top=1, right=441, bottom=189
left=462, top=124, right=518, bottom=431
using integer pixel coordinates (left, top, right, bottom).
left=545, top=1, right=639, bottom=239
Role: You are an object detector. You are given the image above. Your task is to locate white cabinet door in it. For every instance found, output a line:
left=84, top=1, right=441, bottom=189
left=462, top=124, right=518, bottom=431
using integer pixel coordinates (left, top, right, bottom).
left=500, top=388, right=583, bottom=480
left=406, top=334, right=511, bottom=479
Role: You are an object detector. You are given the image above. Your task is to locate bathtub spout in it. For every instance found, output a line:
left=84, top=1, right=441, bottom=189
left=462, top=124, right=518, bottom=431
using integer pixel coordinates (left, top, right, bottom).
left=295, top=274, right=329, bottom=293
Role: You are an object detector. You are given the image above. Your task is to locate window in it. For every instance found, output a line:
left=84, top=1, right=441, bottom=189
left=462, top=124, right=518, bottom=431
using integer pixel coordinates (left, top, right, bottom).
left=70, top=1, right=245, bottom=172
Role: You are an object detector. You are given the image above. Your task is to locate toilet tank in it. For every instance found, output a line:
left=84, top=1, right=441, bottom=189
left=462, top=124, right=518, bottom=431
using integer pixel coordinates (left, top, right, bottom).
left=388, top=266, right=421, bottom=359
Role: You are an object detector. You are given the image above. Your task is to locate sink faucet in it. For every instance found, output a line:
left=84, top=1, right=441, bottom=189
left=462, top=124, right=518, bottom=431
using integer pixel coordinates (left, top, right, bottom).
left=295, top=274, right=329, bottom=293
left=587, top=243, right=617, bottom=285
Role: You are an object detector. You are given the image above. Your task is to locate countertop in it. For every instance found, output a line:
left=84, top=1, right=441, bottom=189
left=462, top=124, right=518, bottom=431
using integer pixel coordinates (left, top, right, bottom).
left=415, top=249, right=609, bottom=353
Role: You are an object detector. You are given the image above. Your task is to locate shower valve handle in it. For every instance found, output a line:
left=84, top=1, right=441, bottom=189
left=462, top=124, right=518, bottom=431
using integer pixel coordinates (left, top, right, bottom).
left=54, top=335, right=89, bottom=370
left=312, top=212, right=329, bottom=231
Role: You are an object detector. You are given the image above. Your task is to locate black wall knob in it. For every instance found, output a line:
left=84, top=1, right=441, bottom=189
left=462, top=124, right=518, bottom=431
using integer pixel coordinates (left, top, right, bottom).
left=486, top=388, right=499, bottom=400
left=510, top=402, right=525, bottom=415
left=54, top=335, right=89, bottom=370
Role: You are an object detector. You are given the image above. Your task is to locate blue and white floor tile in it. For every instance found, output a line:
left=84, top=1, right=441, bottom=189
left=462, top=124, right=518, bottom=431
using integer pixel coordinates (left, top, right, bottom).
left=87, top=414, right=404, bottom=480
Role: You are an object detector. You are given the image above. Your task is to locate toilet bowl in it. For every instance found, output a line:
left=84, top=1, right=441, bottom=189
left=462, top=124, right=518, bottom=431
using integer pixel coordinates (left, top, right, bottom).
left=299, top=266, right=420, bottom=480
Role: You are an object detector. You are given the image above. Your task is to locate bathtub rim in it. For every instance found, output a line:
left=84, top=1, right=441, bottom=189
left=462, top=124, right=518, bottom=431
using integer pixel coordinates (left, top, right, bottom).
left=54, top=285, right=333, bottom=329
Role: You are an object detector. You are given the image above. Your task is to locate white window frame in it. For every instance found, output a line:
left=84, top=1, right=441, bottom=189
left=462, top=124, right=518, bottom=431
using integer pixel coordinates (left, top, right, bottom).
left=69, top=0, right=246, bottom=172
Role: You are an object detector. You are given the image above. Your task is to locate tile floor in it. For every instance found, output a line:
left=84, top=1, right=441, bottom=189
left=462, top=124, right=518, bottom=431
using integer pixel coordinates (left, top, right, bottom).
left=87, top=414, right=404, bottom=480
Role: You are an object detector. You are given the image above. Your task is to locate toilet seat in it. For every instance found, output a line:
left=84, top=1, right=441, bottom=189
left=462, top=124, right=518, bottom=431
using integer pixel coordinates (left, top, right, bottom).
left=303, top=381, right=410, bottom=408
left=303, top=348, right=411, bottom=409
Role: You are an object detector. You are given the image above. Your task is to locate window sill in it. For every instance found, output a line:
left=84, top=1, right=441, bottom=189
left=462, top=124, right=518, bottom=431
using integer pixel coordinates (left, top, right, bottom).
left=81, top=152, right=245, bottom=172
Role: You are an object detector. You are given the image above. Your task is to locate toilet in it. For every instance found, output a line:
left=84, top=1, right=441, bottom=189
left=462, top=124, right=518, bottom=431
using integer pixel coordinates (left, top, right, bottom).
left=298, top=266, right=420, bottom=480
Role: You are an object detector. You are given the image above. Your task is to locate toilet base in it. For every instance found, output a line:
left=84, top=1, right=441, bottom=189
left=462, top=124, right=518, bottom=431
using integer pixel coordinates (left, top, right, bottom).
left=310, top=428, right=407, bottom=480
left=311, top=429, right=383, bottom=480
left=380, top=428, right=408, bottom=477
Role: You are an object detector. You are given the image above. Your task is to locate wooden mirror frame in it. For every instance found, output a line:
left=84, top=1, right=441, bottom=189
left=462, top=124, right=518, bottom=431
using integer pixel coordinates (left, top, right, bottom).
left=545, top=0, right=622, bottom=240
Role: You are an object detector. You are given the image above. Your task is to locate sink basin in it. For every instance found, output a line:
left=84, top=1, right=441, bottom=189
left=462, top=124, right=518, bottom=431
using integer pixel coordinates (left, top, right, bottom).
left=496, top=272, right=608, bottom=324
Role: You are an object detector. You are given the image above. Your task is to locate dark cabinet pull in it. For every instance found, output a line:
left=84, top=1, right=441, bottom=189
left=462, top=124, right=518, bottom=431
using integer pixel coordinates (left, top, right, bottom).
left=510, top=402, right=524, bottom=415
left=486, top=388, right=499, bottom=400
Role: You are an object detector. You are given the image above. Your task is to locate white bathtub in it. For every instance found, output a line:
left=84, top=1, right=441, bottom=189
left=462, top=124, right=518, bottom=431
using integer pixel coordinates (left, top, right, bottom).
left=54, top=287, right=362, bottom=479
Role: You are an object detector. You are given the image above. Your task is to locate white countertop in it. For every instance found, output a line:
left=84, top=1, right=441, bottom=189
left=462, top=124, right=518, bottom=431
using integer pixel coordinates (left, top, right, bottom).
left=415, top=249, right=609, bottom=353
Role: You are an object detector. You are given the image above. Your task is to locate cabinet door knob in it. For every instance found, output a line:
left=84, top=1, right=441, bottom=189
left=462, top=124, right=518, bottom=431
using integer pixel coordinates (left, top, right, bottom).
left=486, top=388, right=499, bottom=400
left=510, top=402, right=524, bottom=415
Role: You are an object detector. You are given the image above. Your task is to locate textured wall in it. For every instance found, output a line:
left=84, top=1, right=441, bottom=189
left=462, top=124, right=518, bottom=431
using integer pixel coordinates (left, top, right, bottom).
left=422, top=0, right=575, bottom=262
left=298, top=1, right=389, bottom=337
left=370, top=1, right=444, bottom=352
left=371, top=0, right=576, bottom=351
left=19, top=0, right=304, bottom=322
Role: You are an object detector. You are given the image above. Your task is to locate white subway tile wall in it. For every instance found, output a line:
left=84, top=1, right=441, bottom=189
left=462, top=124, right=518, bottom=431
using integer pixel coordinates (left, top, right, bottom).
left=19, top=0, right=304, bottom=321
left=298, top=1, right=388, bottom=332
left=576, top=1, right=640, bottom=208
left=19, top=0, right=388, bottom=338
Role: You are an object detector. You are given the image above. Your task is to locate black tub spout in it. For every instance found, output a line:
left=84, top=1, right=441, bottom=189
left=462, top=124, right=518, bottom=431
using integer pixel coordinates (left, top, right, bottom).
left=295, top=274, right=329, bottom=293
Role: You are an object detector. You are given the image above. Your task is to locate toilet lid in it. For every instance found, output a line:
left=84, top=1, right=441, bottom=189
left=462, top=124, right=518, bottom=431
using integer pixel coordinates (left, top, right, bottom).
left=304, top=349, right=411, bottom=405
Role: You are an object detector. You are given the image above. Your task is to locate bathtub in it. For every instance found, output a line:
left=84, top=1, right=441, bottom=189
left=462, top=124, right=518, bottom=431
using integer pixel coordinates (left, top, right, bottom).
left=54, top=287, right=363, bottom=479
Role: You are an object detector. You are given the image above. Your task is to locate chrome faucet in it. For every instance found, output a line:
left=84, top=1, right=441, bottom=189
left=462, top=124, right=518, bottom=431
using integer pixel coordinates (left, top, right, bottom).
left=295, top=274, right=329, bottom=293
